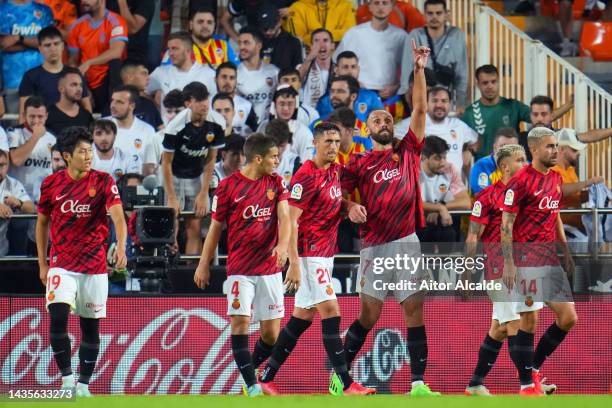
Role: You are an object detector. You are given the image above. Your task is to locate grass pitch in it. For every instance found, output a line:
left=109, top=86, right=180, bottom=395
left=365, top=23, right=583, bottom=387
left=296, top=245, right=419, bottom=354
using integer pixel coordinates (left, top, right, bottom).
left=5, top=394, right=609, bottom=408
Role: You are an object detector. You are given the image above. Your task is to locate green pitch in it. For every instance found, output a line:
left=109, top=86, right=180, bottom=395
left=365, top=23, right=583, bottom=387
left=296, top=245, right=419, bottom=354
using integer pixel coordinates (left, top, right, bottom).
left=6, top=395, right=610, bottom=408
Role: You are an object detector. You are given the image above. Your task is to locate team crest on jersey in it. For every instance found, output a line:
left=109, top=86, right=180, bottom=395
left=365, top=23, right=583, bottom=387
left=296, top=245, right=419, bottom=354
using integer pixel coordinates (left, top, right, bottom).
left=291, top=183, right=303, bottom=199
left=326, top=285, right=334, bottom=296
left=263, top=55, right=271, bottom=64
left=438, top=183, right=448, bottom=193
left=34, top=10, right=42, bottom=19
left=266, top=77, right=273, bottom=87
left=88, top=187, right=96, bottom=198
left=392, top=153, right=399, bottom=162
left=206, top=131, right=215, bottom=143
left=478, top=172, right=489, bottom=188
left=267, top=189, right=275, bottom=200
left=238, top=110, right=245, bottom=119
left=450, top=130, right=458, bottom=139
left=47, top=143, right=53, bottom=152
left=114, top=169, right=124, bottom=178
left=502, top=115, right=510, bottom=126
left=358, top=103, right=367, bottom=114
left=472, top=201, right=482, bottom=217
left=504, top=189, right=514, bottom=206
left=232, top=298, right=241, bottom=309
left=215, top=48, right=224, bottom=57
left=283, top=171, right=292, bottom=185
left=47, top=291, right=55, bottom=301
left=134, top=138, right=143, bottom=149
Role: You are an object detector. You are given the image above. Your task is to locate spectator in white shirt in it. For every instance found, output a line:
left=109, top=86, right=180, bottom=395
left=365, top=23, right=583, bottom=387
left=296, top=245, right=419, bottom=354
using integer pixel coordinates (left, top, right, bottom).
left=0, top=126, right=8, bottom=153
left=298, top=28, right=334, bottom=108
left=91, top=119, right=141, bottom=181
left=278, top=68, right=320, bottom=127
left=50, top=144, right=66, bottom=173
left=108, top=85, right=157, bottom=176
left=396, top=86, right=478, bottom=179
left=419, top=135, right=471, bottom=242
left=215, top=61, right=258, bottom=136
left=265, top=119, right=301, bottom=188
left=212, top=93, right=238, bottom=137
left=335, top=0, right=411, bottom=99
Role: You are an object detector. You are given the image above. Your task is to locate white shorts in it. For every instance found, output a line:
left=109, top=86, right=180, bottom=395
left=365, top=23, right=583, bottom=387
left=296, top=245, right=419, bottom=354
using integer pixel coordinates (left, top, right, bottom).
left=294, top=257, right=337, bottom=309
left=45, top=268, right=108, bottom=319
left=225, top=273, right=284, bottom=322
left=512, top=265, right=573, bottom=314
left=171, top=176, right=201, bottom=211
left=488, top=280, right=520, bottom=324
left=357, top=233, right=427, bottom=303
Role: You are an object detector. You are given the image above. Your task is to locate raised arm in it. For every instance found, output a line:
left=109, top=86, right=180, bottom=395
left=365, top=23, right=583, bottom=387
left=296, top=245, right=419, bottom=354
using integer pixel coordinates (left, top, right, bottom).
left=409, top=39, right=430, bottom=143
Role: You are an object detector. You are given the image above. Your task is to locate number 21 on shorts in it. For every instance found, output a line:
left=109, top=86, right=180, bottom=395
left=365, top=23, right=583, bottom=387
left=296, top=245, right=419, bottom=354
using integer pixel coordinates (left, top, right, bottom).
left=317, top=268, right=331, bottom=284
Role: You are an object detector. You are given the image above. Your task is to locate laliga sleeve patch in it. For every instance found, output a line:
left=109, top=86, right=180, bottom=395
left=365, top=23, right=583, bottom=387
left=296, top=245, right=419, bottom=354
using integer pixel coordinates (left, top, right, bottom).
left=504, top=189, right=514, bottom=206
left=291, top=183, right=303, bottom=200
left=472, top=201, right=482, bottom=217
left=211, top=195, right=218, bottom=212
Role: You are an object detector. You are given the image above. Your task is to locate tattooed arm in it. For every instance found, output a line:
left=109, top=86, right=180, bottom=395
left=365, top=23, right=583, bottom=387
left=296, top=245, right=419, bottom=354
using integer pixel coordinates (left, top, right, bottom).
left=501, top=211, right=517, bottom=289
left=465, top=221, right=485, bottom=259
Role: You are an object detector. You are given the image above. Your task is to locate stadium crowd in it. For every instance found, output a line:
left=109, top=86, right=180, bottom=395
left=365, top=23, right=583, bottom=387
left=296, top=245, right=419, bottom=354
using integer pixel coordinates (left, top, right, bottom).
left=0, top=0, right=611, bottom=257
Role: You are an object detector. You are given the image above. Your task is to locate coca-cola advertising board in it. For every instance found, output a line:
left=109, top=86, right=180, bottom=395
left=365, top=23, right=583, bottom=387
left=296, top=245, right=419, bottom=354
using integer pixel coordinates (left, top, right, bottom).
left=1, top=296, right=609, bottom=394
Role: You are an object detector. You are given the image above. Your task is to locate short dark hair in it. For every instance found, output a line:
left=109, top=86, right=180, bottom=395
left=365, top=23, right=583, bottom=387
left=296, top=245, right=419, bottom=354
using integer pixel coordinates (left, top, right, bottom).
left=59, top=66, right=82, bottom=81
left=331, top=75, right=359, bottom=95
left=313, top=122, right=340, bottom=139
left=239, top=26, right=264, bottom=44
left=265, top=119, right=292, bottom=145
left=167, top=31, right=193, bottom=48
left=273, top=85, right=298, bottom=102
left=336, top=50, right=358, bottom=63
left=222, top=136, right=245, bottom=154
left=163, top=89, right=185, bottom=109
left=311, top=28, right=332, bottom=42
left=278, top=67, right=300, bottom=81
left=120, top=62, right=146, bottom=79
left=24, top=96, right=46, bottom=111
left=183, top=81, right=209, bottom=101
left=424, top=0, right=447, bottom=10
left=90, top=119, right=117, bottom=135
left=327, top=107, right=356, bottom=129
left=56, top=126, right=93, bottom=156
left=427, top=85, right=451, bottom=100
left=37, top=25, right=62, bottom=43
left=216, top=61, right=237, bottom=78
left=422, top=135, right=450, bottom=157
left=530, top=95, right=554, bottom=111
left=494, top=127, right=519, bottom=142
left=243, top=133, right=277, bottom=162
left=50, top=144, right=61, bottom=153
left=189, top=6, right=215, bottom=21
left=212, top=92, right=234, bottom=108
left=475, top=64, right=499, bottom=80
left=112, top=84, right=139, bottom=104
left=409, top=67, right=437, bottom=86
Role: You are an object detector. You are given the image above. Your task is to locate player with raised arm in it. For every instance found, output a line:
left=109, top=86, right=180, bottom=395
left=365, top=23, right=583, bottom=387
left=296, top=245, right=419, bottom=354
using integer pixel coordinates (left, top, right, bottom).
left=334, top=41, right=440, bottom=396
left=257, top=122, right=375, bottom=396
left=464, top=144, right=526, bottom=396
left=36, top=126, right=127, bottom=397
left=193, top=134, right=294, bottom=398
left=500, top=127, right=576, bottom=396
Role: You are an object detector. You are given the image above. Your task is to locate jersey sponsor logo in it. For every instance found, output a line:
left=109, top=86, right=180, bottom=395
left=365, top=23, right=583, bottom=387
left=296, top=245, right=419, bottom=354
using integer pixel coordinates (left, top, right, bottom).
left=329, top=185, right=342, bottom=200
left=291, top=183, right=303, bottom=199
left=373, top=168, right=401, bottom=183
left=11, top=24, right=43, bottom=36
left=538, top=196, right=560, bottom=210
left=60, top=199, right=91, bottom=216
left=504, top=189, right=514, bottom=206
left=179, top=144, right=209, bottom=158
left=211, top=195, right=218, bottom=212
left=245, top=93, right=270, bottom=102
left=266, top=189, right=275, bottom=200
left=478, top=172, right=489, bottom=188
left=472, top=201, right=482, bottom=217
left=242, top=204, right=272, bottom=220
left=24, top=157, right=51, bottom=168
left=206, top=131, right=215, bottom=143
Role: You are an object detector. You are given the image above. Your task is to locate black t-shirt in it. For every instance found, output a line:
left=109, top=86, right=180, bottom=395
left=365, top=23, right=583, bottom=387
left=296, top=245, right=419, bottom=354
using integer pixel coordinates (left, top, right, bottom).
left=229, top=0, right=295, bottom=26
left=107, top=0, right=155, bottom=66
left=163, top=116, right=225, bottom=179
left=46, top=104, right=94, bottom=136
left=19, top=66, right=90, bottom=104
left=262, top=31, right=303, bottom=71
left=101, top=95, right=162, bottom=130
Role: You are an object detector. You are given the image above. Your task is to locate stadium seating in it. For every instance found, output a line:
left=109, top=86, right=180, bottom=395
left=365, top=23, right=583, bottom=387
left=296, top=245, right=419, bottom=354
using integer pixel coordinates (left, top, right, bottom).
left=579, top=21, right=612, bottom=61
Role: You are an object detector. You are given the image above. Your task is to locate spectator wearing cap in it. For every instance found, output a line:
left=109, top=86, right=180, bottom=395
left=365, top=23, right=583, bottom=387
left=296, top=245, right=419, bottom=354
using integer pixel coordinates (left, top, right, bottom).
left=335, top=0, right=411, bottom=99
left=220, top=0, right=295, bottom=42
left=553, top=129, right=606, bottom=234
left=278, top=68, right=320, bottom=127
left=258, top=84, right=315, bottom=163
left=258, top=3, right=303, bottom=71
left=285, top=0, right=356, bottom=46
left=316, top=50, right=383, bottom=122
left=356, top=0, right=426, bottom=33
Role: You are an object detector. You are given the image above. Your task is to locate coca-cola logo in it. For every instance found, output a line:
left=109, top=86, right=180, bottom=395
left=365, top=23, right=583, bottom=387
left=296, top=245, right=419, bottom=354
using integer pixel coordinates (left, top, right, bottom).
left=538, top=196, right=560, bottom=210
left=329, top=186, right=342, bottom=199
left=373, top=168, right=401, bottom=184
left=242, top=205, right=272, bottom=220
left=60, top=200, right=91, bottom=215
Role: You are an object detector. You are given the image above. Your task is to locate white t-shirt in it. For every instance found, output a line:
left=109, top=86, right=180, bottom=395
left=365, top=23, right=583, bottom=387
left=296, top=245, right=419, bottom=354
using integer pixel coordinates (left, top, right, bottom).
left=92, top=146, right=141, bottom=180
left=108, top=117, right=158, bottom=169
left=236, top=62, right=279, bottom=124
left=276, top=149, right=300, bottom=188
left=232, top=94, right=254, bottom=136
left=0, top=126, right=8, bottom=152
left=147, top=62, right=217, bottom=105
left=335, top=22, right=410, bottom=94
left=289, top=120, right=315, bottom=163
left=300, top=61, right=329, bottom=108
left=8, top=126, right=56, bottom=203
left=298, top=103, right=320, bottom=128
left=396, top=114, right=478, bottom=172
left=0, top=175, right=31, bottom=256
left=420, top=163, right=466, bottom=204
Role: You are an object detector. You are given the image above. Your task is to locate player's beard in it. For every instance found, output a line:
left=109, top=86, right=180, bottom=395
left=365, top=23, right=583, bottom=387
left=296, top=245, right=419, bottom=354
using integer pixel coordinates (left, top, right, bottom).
left=371, top=129, right=393, bottom=145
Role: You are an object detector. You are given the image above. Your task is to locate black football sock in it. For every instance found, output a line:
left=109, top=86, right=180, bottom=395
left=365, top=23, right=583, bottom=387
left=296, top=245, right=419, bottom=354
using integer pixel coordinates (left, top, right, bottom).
left=260, top=317, right=312, bottom=383
left=533, top=322, right=568, bottom=370
left=49, top=304, right=73, bottom=377
left=469, top=334, right=503, bottom=387
left=509, top=330, right=534, bottom=386
left=231, top=334, right=256, bottom=387
left=343, top=319, right=370, bottom=369
left=252, top=337, right=275, bottom=369
left=407, top=326, right=428, bottom=383
left=78, top=317, right=100, bottom=385
left=322, top=317, right=353, bottom=389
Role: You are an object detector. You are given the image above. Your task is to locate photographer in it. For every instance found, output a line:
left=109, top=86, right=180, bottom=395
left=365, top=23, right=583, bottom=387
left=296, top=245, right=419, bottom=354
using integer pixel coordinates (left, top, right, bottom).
left=406, top=0, right=468, bottom=113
